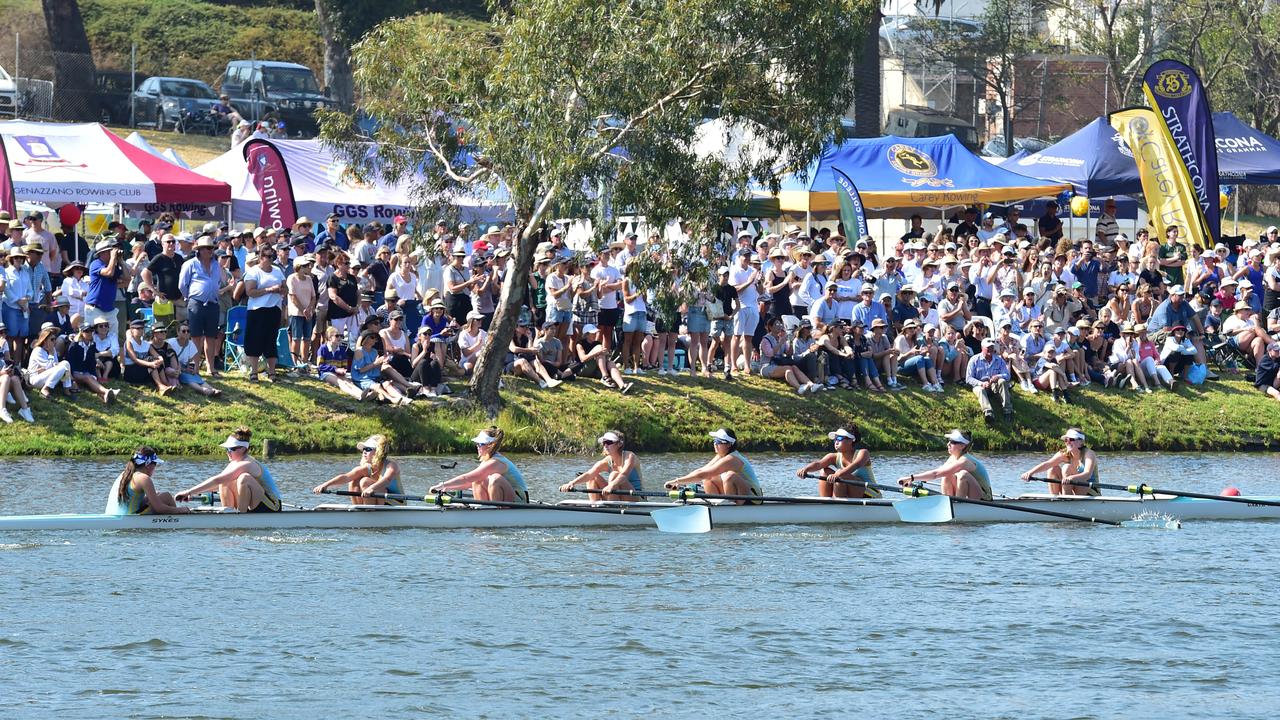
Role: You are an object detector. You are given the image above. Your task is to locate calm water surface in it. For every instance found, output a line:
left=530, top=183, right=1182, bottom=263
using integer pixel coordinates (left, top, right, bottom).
left=1, top=451, right=1278, bottom=719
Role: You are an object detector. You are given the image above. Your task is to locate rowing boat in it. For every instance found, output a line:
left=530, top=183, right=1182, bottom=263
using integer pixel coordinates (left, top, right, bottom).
left=1, top=493, right=1278, bottom=531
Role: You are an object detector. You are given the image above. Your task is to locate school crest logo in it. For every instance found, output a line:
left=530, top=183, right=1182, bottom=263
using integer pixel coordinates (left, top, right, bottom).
left=1152, top=69, right=1192, bottom=99
left=888, top=143, right=953, bottom=188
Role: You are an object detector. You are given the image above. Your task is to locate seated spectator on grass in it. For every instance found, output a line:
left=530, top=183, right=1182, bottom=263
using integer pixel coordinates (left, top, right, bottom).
left=571, top=323, right=632, bottom=394
left=506, top=321, right=562, bottom=389
left=122, top=318, right=178, bottom=396
left=379, top=310, right=414, bottom=378
left=351, top=331, right=413, bottom=406
left=966, top=338, right=1012, bottom=422
left=894, top=319, right=941, bottom=392
left=458, top=310, right=487, bottom=375
left=165, top=322, right=221, bottom=398
left=316, top=326, right=363, bottom=400
left=1222, top=304, right=1273, bottom=365
left=534, top=319, right=570, bottom=380
left=408, top=326, right=447, bottom=397
left=789, top=319, right=822, bottom=382
left=1135, top=323, right=1174, bottom=389
left=26, top=325, right=73, bottom=399
left=0, top=321, right=34, bottom=423
left=848, top=320, right=885, bottom=391
left=92, top=319, right=120, bottom=380
left=939, top=325, right=970, bottom=383
left=1157, top=325, right=1197, bottom=387
left=1033, top=344, right=1071, bottom=403
left=1254, top=341, right=1280, bottom=402
left=816, top=320, right=859, bottom=390
left=759, top=316, right=818, bottom=394
left=995, top=319, right=1034, bottom=392
left=67, top=324, right=117, bottom=404
left=868, top=317, right=899, bottom=387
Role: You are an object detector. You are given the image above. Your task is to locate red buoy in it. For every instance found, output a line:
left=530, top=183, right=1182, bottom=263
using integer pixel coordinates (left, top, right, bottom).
left=1222, top=486, right=1242, bottom=496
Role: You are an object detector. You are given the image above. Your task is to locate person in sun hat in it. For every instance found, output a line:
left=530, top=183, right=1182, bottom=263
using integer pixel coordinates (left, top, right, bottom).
left=313, top=434, right=407, bottom=506
left=794, top=424, right=880, bottom=499
left=1019, top=428, right=1102, bottom=497
left=897, top=429, right=992, bottom=501
left=176, top=426, right=282, bottom=513
left=665, top=427, right=763, bottom=503
left=431, top=426, right=529, bottom=503
left=560, top=430, right=644, bottom=502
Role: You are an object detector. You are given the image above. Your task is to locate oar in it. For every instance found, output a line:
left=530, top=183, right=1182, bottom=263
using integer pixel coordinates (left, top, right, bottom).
left=563, top=486, right=887, bottom=506
left=810, top=474, right=1167, bottom=527
left=320, top=489, right=708, bottom=533
left=1029, top=477, right=1280, bottom=508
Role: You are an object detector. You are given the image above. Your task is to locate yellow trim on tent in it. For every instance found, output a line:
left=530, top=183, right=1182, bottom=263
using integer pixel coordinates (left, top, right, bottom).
left=771, top=184, right=1073, bottom=213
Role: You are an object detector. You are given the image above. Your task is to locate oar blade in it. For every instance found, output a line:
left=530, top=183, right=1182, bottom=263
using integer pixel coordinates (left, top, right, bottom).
left=650, top=505, right=712, bottom=534
left=893, top=495, right=954, bottom=523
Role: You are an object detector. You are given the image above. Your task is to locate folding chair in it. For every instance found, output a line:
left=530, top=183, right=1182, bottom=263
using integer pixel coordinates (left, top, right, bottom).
left=223, top=305, right=248, bottom=372
left=275, top=327, right=296, bottom=370
left=134, top=306, right=155, bottom=332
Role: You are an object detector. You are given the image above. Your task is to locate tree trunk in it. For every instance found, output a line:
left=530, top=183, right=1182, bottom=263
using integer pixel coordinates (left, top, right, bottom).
left=852, top=8, right=883, bottom=137
left=469, top=225, right=538, bottom=414
left=41, top=0, right=97, bottom=121
left=315, top=0, right=355, bottom=109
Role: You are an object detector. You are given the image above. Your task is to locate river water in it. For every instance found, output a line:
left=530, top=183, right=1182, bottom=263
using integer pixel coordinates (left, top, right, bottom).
left=1, top=451, right=1278, bottom=719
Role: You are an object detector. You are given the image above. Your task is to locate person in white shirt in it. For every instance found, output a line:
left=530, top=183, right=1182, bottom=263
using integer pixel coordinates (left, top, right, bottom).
left=60, top=261, right=91, bottom=318
left=22, top=213, right=60, bottom=277
left=242, top=249, right=287, bottom=382
left=1222, top=304, right=1273, bottom=365
left=592, top=248, right=625, bottom=353
left=728, top=249, right=761, bottom=378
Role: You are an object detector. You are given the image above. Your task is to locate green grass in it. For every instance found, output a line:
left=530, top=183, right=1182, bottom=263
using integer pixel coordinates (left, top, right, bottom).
left=6, top=370, right=1280, bottom=458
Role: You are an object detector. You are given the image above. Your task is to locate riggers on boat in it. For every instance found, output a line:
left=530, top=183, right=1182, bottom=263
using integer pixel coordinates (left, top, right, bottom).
left=1, top=494, right=1278, bottom=532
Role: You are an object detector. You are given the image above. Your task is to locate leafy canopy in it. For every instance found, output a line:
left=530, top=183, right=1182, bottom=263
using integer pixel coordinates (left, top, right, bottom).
left=322, top=0, right=875, bottom=231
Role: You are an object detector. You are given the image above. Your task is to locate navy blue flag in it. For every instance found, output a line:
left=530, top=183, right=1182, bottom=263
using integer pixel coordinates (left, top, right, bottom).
left=1143, top=59, right=1220, bottom=244
left=831, top=167, right=869, bottom=239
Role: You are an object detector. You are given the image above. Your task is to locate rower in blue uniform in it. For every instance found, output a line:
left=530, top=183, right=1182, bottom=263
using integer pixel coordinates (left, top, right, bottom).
left=431, top=426, right=529, bottom=503
left=176, top=427, right=282, bottom=512
left=313, top=434, right=406, bottom=505
left=1019, top=427, right=1102, bottom=496
left=665, top=427, right=762, bottom=504
left=898, top=429, right=993, bottom=500
left=560, top=430, right=643, bottom=501
left=107, top=447, right=190, bottom=515
left=795, top=425, right=881, bottom=498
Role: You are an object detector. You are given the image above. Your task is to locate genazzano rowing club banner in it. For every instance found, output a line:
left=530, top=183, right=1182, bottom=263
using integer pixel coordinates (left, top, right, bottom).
left=1110, top=108, right=1203, bottom=245
left=1143, top=60, right=1219, bottom=246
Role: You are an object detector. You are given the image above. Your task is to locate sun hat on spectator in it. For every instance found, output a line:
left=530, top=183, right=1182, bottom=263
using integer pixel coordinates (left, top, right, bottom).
left=877, top=292, right=892, bottom=302
left=902, top=318, right=920, bottom=330
left=871, top=318, right=887, bottom=329
left=1169, top=286, right=1186, bottom=296
left=581, top=323, right=599, bottom=335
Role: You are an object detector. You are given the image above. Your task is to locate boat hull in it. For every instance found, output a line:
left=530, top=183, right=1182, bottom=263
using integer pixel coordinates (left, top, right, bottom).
left=0, top=495, right=1277, bottom=531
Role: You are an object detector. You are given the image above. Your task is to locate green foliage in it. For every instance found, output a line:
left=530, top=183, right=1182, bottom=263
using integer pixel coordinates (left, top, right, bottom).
left=622, top=249, right=710, bottom=320
left=79, top=0, right=323, bottom=82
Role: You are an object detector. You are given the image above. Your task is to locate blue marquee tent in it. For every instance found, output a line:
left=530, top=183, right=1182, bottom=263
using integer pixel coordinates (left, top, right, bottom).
left=1003, top=117, right=1143, bottom=197
left=1214, top=111, right=1280, bottom=185
left=774, top=134, right=1069, bottom=212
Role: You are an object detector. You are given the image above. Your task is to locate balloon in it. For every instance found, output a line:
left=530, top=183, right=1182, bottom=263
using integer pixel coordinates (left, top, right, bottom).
left=1070, top=196, right=1090, bottom=217
left=1220, top=192, right=1229, bottom=210
left=84, top=213, right=109, bottom=235
left=57, top=204, right=82, bottom=228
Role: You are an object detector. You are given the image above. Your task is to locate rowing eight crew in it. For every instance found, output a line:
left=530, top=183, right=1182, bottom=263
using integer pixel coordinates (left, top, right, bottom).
left=106, top=423, right=1101, bottom=515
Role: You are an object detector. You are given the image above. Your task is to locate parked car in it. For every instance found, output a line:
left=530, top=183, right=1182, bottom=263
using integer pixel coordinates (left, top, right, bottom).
left=0, top=64, right=16, bottom=117
left=132, top=76, right=221, bottom=132
left=884, top=105, right=980, bottom=152
left=218, top=60, right=336, bottom=137
left=95, top=71, right=148, bottom=125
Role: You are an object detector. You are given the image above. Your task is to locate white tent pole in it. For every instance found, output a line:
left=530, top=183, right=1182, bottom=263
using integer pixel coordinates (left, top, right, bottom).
left=1233, top=190, right=1239, bottom=235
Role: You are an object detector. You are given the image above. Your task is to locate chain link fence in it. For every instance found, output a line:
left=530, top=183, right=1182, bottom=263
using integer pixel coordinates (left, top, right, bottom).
left=1, top=34, right=143, bottom=124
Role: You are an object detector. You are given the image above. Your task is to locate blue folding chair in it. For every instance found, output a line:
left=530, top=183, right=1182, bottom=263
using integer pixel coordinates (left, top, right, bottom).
left=223, top=305, right=248, bottom=372
left=275, top=327, right=296, bottom=369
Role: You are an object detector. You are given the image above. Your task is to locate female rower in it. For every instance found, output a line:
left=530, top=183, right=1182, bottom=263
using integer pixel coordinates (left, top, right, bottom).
left=176, top=427, right=282, bottom=512
left=794, top=425, right=880, bottom=498
left=559, top=430, right=643, bottom=501
left=1018, top=427, right=1101, bottom=496
left=664, top=427, right=761, bottom=504
left=107, top=446, right=189, bottom=515
left=897, top=429, right=992, bottom=500
left=429, top=426, right=528, bottom=502
left=313, top=434, right=406, bottom=505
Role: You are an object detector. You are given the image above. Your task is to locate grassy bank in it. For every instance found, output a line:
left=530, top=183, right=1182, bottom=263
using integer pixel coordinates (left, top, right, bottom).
left=5, top=371, right=1279, bottom=458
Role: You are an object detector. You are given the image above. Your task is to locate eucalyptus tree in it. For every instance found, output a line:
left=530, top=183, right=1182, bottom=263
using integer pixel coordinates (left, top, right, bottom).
left=322, top=0, right=874, bottom=412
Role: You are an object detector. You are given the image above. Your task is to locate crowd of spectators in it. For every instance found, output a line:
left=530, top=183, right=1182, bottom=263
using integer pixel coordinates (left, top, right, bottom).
left=4, top=198, right=1280, bottom=426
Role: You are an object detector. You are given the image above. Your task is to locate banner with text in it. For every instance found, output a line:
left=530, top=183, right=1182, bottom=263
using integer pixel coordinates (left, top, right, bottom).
left=1110, top=108, right=1203, bottom=245
left=1143, top=59, right=1218, bottom=246
left=830, top=167, right=869, bottom=239
left=243, top=139, right=298, bottom=230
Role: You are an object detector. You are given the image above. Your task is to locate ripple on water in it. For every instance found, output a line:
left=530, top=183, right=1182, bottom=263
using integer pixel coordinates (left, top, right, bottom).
left=248, top=534, right=341, bottom=544
left=93, top=639, right=170, bottom=652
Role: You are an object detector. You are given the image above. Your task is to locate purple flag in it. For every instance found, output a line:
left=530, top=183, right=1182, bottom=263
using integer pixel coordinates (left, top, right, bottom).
left=243, top=139, right=298, bottom=230
left=1143, top=59, right=1220, bottom=244
left=0, top=137, right=15, bottom=219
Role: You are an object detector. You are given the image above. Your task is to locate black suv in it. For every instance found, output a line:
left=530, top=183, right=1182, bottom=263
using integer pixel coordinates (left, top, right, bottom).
left=218, top=60, right=335, bottom=137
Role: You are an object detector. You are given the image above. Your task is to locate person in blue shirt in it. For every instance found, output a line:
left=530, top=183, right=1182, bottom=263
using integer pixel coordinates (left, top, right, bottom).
left=891, top=286, right=919, bottom=331
left=85, top=240, right=129, bottom=342
left=314, top=214, right=349, bottom=250
left=378, top=216, right=410, bottom=250
left=852, top=285, right=888, bottom=329
left=966, top=338, right=1012, bottom=421
left=1147, top=286, right=1207, bottom=365
left=1071, top=247, right=1102, bottom=303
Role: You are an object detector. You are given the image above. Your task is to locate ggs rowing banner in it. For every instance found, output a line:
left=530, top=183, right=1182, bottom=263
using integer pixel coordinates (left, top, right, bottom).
left=1143, top=60, right=1219, bottom=246
left=830, top=167, right=869, bottom=239
left=243, top=139, right=298, bottom=230
left=1110, top=108, right=1203, bottom=245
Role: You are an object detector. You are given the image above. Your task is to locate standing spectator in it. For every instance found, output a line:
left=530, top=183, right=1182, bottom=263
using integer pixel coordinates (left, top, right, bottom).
left=179, top=236, right=226, bottom=376
left=242, top=249, right=287, bottom=382
left=1037, top=201, right=1064, bottom=244
left=709, top=266, right=737, bottom=378
left=22, top=212, right=61, bottom=280
left=1157, top=226, right=1186, bottom=287
left=286, top=254, right=318, bottom=366
left=60, top=261, right=90, bottom=318
left=966, top=338, right=1012, bottom=422
left=1095, top=199, right=1120, bottom=249
left=143, top=235, right=186, bottom=322
left=592, top=246, right=625, bottom=355
left=1, top=247, right=33, bottom=366
left=728, top=249, right=761, bottom=377
left=315, top=214, right=348, bottom=250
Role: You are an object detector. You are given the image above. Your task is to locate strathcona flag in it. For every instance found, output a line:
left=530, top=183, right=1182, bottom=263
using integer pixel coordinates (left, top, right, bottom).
left=1143, top=59, right=1219, bottom=246
left=243, top=139, right=298, bottom=230
left=1110, top=108, right=1203, bottom=247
